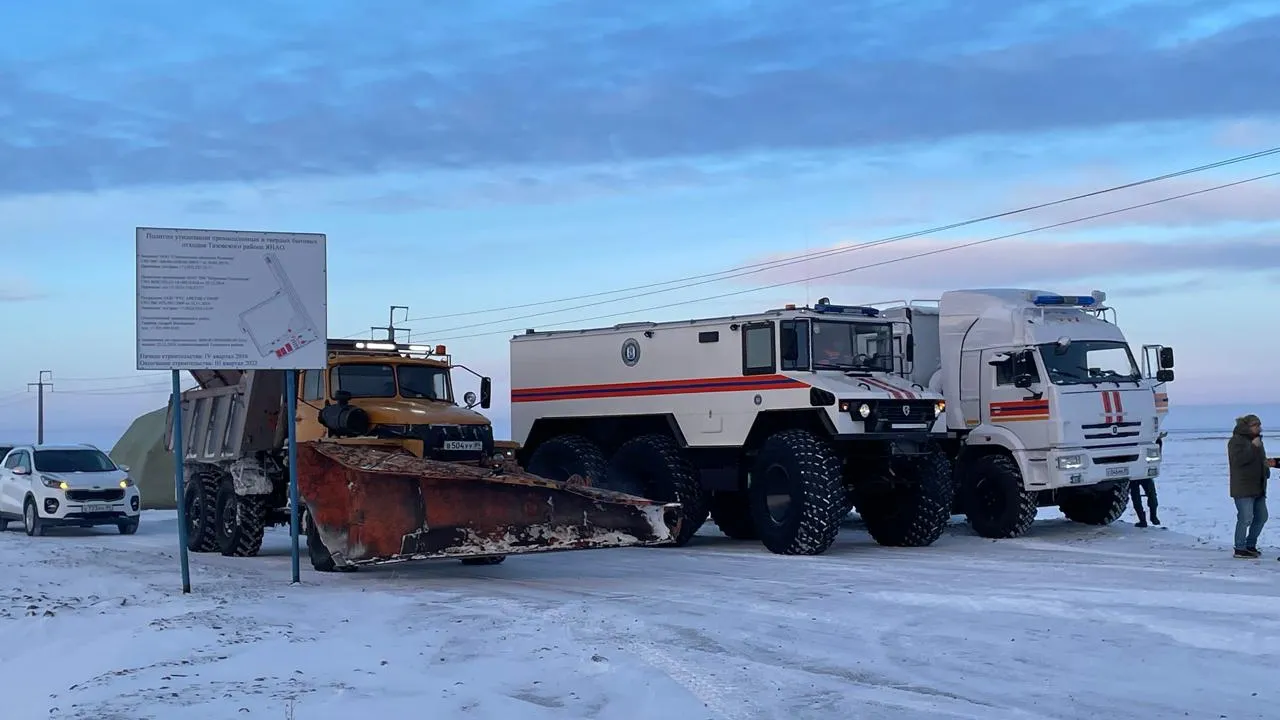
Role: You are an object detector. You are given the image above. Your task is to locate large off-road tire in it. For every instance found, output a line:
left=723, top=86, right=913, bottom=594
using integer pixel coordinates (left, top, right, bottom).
left=526, top=434, right=608, bottom=485
left=747, top=429, right=844, bottom=555
left=962, top=453, right=1038, bottom=539
left=214, top=479, right=268, bottom=557
left=708, top=490, right=758, bottom=540
left=1058, top=481, right=1131, bottom=526
left=605, top=434, right=707, bottom=546
left=183, top=469, right=220, bottom=552
left=857, top=451, right=954, bottom=547
left=303, top=507, right=338, bottom=572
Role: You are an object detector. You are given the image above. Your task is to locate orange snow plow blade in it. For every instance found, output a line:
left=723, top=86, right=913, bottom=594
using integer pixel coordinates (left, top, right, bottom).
left=296, top=439, right=682, bottom=570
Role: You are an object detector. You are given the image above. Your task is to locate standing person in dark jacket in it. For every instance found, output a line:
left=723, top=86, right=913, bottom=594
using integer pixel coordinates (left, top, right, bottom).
left=1131, top=434, right=1162, bottom=527
left=1227, top=414, right=1276, bottom=558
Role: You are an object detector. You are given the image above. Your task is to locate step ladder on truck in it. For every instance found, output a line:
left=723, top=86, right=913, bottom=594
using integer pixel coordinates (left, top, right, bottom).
left=873, top=288, right=1173, bottom=538
left=164, top=338, right=681, bottom=572
left=508, top=301, right=957, bottom=556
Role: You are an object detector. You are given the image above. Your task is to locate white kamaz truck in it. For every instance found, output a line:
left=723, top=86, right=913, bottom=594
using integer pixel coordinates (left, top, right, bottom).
left=874, top=288, right=1173, bottom=538
left=508, top=302, right=955, bottom=557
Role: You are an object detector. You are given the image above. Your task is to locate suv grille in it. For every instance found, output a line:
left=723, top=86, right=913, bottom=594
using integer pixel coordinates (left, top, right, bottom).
left=67, top=489, right=125, bottom=503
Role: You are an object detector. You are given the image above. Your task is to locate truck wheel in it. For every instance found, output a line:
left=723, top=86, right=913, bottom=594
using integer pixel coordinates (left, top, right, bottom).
left=605, top=434, right=706, bottom=546
left=962, top=454, right=1037, bottom=539
left=708, top=490, right=758, bottom=540
left=858, top=451, right=954, bottom=547
left=183, top=469, right=219, bottom=552
left=460, top=555, right=507, bottom=565
left=214, top=479, right=268, bottom=557
left=1058, top=481, right=1130, bottom=525
left=526, top=434, right=608, bottom=485
left=748, top=429, right=844, bottom=555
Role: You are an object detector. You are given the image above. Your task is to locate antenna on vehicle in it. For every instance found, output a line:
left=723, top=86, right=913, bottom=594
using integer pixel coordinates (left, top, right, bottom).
left=370, top=305, right=410, bottom=342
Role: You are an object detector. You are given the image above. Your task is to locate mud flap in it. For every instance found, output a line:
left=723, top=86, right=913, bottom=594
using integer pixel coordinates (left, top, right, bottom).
left=296, top=440, right=682, bottom=569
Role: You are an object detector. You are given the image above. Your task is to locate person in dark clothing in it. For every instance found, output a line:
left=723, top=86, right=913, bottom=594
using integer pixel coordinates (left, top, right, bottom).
left=1227, top=414, right=1276, bottom=558
left=1131, top=434, right=1161, bottom=527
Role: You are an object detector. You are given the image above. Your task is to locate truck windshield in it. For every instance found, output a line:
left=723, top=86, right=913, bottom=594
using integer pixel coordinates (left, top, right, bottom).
left=812, top=320, right=894, bottom=372
left=34, top=449, right=117, bottom=473
left=330, top=363, right=453, bottom=401
left=397, top=365, right=452, bottom=402
left=1037, top=340, right=1141, bottom=385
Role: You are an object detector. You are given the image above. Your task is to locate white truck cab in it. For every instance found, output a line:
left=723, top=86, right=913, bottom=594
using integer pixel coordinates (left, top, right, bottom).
left=0, top=443, right=142, bottom=536
left=510, top=301, right=955, bottom=557
left=877, top=289, right=1170, bottom=538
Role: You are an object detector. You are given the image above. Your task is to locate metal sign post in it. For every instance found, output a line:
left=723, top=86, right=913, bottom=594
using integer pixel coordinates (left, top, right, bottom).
left=136, top=227, right=327, bottom=592
left=171, top=370, right=191, bottom=594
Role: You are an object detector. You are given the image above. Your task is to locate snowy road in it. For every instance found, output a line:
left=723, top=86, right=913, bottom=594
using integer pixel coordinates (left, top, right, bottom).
left=3, top=506, right=1277, bottom=720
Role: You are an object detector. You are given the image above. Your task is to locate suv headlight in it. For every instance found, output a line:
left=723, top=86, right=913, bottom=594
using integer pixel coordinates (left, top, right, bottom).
left=1056, top=455, right=1085, bottom=470
left=40, top=476, right=68, bottom=490
left=1145, top=446, right=1162, bottom=462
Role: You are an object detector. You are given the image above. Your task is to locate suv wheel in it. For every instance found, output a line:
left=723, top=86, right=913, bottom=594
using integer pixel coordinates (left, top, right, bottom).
left=23, top=497, right=45, bottom=537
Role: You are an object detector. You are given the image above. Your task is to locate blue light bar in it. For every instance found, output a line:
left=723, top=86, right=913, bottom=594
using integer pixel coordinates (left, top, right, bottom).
left=1032, top=294, right=1096, bottom=307
left=813, top=302, right=881, bottom=317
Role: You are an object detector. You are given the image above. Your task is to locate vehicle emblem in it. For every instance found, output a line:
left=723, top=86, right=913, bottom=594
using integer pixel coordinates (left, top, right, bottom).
left=902, top=405, right=911, bottom=416
left=1110, top=425, right=1119, bottom=435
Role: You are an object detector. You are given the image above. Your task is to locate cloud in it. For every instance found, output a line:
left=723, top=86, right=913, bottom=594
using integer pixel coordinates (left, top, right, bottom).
left=735, top=232, right=1280, bottom=293
left=0, top=280, right=44, bottom=302
left=1, top=2, right=1277, bottom=196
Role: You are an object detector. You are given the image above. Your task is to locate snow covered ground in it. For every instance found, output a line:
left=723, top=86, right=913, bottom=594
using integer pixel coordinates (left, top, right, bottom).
left=3, top=435, right=1278, bottom=720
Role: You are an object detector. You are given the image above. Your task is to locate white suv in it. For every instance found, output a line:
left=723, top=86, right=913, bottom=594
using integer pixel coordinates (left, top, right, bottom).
left=0, top=443, right=142, bottom=536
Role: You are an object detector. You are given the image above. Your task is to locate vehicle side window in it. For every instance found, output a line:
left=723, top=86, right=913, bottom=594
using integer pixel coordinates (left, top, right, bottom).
left=742, top=321, right=776, bottom=375
left=779, top=319, right=810, bottom=371
left=19, top=453, right=32, bottom=472
left=994, top=350, right=1041, bottom=385
left=302, top=370, right=324, bottom=401
left=2, top=452, right=18, bottom=469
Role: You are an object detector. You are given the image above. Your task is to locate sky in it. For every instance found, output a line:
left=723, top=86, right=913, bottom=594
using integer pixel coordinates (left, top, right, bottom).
left=1, top=0, right=1279, bottom=448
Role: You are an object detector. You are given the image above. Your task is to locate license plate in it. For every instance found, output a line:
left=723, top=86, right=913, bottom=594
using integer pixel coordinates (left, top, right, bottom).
left=1105, top=467, right=1130, bottom=478
left=443, top=440, right=483, bottom=452
left=84, top=504, right=113, bottom=513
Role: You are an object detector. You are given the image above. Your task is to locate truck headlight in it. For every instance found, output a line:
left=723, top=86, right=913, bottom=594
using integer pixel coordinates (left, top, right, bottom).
left=858, top=403, right=871, bottom=419
left=933, top=400, right=946, bottom=417
left=1056, top=455, right=1085, bottom=470
left=1145, top=446, right=1161, bottom=462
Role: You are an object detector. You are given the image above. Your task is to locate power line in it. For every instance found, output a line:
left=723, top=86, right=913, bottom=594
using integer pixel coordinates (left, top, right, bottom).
left=333, top=145, right=1280, bottom=338
left=423, top=170, right=1280, bottom=343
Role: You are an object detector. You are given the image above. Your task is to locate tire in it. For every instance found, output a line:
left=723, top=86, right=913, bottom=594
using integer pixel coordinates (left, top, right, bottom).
left=747, top=429, right=844, bottom=556
left=303, top=507, right=338, bottom=572
left=526, top=434, right=608, bottom=485
left=605, top=434, right=707, bottom=546
left=857, top=451, right=954, bottom=547
left=962, top=453, right=1038, bottom=539
left=1059, top=481, right=1131, bottom=526
left=183, top=469, right=220, bottom=553
left=117, top=519, right=140, bottom=535
left=460, top=555, right=507, bottom=565
left=709, top=490, right=758, bottom=539
left=0, top=518, right=9, bottom=531
left=23, top=497, right=44, bottom=537
left=214, top=479, right=268, bottom=557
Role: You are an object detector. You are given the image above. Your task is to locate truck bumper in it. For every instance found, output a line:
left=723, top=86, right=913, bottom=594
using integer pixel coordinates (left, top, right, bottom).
left=1024, top=447, right=1161, bottom=490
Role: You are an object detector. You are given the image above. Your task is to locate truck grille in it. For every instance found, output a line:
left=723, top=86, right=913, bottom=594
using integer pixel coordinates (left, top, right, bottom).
left=375, top=423, right=495, bottom=459
left=67, top=489, right=125, bottom=503
left=1082, top=420, right=1142, bottom=440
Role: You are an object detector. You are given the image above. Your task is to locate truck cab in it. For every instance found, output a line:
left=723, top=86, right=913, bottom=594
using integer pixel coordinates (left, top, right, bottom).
left=879, top=289, right=1168, bottom=538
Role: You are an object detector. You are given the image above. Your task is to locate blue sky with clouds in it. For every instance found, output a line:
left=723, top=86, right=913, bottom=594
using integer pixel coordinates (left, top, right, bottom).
left=2, top=0, right=1279, bottom=447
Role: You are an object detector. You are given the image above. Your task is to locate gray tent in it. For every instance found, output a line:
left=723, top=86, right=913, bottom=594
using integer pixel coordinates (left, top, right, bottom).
left=109, top=406, right=177, bottom=510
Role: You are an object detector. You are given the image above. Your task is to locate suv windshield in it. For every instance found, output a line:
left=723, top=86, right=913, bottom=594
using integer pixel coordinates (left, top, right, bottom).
left=34, top=449, right=117, bottom=473
left=329, top=363, right=453, bottom=401
left=812, top=320, right=894, bottom=372
left=1037, top=340, right=1140, bottom=385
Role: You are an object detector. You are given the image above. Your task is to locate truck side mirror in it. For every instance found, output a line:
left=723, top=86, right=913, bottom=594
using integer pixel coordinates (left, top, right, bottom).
left=480, top=376, right=492, bottom=409
left=1013, top=374, right=1036, bottom=389
left=905, top=334, right=914, bottom=364
left=1156, top=369, right=1174, bottom=383
left=1159, top=347, right=1174, bottom=369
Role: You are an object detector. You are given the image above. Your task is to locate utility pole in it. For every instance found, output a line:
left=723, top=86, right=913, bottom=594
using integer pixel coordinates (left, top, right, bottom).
left=27, top=370, right=52, bottom=445
left=370, top=305, right=410, bottom=343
